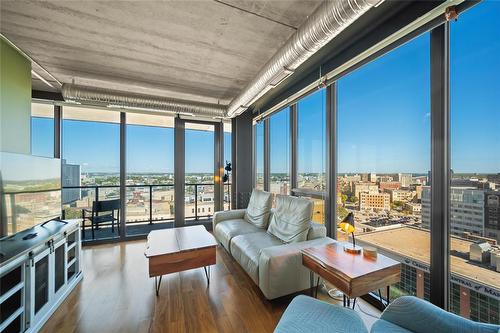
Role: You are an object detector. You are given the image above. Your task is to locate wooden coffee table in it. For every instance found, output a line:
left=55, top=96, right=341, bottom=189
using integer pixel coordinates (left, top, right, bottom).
left=302, top=242, right=401, bottom=308
left=145, top=225, right=217, bottom=295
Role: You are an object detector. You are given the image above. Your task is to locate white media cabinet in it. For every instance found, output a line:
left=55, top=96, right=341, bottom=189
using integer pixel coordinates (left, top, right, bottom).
left=0, top=219, right=82, bottom=333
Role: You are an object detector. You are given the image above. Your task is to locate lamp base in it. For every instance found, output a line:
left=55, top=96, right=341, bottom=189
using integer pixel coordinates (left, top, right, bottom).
left=343, top=244, right=362, bottom=254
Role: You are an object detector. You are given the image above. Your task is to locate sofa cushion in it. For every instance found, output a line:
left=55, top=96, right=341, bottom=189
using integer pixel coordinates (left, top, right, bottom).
left=230, top=232, right=282, bottom=284
left=214, top=219, right=262, bottom=251
left=244, top=189, right=273, bottom=228
left=267, top=195, right=313, bottom=243
left=275, top=295, right=368, bottom=333
left=307, top=222, right=327, bottom=240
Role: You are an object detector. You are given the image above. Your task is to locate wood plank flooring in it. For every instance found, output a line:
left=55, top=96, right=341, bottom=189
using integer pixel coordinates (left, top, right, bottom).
left=40, top=240, right=380, bottom=333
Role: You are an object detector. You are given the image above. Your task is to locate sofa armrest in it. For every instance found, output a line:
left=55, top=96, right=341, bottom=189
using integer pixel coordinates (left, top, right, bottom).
left=307, top=222, right=326, bottom=240
left=379, top=296, right=500, bottom=333
left=212, top=209, right=246, bottom=229
left=258, top=237, right=335, bottom=299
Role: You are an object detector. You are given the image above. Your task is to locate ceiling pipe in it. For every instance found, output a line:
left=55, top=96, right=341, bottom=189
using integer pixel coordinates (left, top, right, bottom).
left=61, top=84, right=226, bottom=118
left=226, top=0, right=382, bottom=118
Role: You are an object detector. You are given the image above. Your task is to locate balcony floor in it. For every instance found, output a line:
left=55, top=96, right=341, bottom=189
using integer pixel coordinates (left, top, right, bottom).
left=40, top=239, right=380, bottom=333
left=81, top=219, right=211, bottom=242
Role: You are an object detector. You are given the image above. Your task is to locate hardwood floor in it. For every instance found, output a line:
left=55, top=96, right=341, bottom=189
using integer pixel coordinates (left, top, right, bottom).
left=40, top=240, right=380, bottom=333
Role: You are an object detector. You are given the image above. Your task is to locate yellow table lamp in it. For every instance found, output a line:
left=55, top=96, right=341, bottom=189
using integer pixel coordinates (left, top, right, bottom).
left=339, top=212, right=362, bottom=254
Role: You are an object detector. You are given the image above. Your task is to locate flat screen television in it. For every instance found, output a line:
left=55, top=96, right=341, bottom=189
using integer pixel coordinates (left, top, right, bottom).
left=0, top=152, right=61, bottom=238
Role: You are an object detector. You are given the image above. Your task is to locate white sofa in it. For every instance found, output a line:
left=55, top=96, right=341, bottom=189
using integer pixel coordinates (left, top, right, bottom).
left=213, top=190, right=334, bottom=300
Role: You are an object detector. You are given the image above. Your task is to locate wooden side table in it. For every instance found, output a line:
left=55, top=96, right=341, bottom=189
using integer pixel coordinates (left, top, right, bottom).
left=302, top=242, right=401, bottom=308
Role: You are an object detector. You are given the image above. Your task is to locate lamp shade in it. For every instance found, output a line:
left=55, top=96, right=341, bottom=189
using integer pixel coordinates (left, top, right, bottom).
left=339, top=212, right=355, bottom=234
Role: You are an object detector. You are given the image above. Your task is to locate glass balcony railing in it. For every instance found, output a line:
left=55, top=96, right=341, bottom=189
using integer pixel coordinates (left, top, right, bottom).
left=61, top=183, right=231, bottom=239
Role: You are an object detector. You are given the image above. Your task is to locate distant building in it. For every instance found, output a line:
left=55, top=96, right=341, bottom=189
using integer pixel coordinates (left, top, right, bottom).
left=378, top=175, right=394, bottom=183
left=398, top=173, right=413, bottom=187
left=413, top=176, right=428, bottom=185
left=379, top=181, right=401, bottom=192
left=414, top=184, right=423, bottom=200
left=359, top=192, right=390, bottom=211
left=354, top=182, right=379, bottom=199
left=62, top=160, right=81, bottom=204
left=369, top=173, right=377, bottom=183
left=356, top=227, right=500, bottom=324
left=361, top=173, right=370, bottom=182
left=451, top=178, right=491, bottom=190
left=485, top=192, right=500, bottom=243
left=385, top=189, right=416, bottom=203
left=405, top=202, right=421, bottom=215
left=422, top=187, right=484, bottom=237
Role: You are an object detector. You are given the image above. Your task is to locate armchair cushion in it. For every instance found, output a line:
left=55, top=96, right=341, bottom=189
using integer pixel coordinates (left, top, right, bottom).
left=371, top=320, right=412, bottom=333
left=214, top=218, right=262, bottom=251
left=244, top=189, right=273, bottom=228
left=230, top=232, right=282, bottom=284
left=374, top=296, right=500, bottom=333
left=274, top=295, right=368, bottom=333
left=267, top=195, right=313, bottom=243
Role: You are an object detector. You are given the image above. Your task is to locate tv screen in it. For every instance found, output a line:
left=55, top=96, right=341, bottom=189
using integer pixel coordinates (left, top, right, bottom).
left=0, top=152, right=61, bottom=238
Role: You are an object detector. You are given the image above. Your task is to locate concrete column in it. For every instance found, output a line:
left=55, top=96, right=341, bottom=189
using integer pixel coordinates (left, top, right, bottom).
left=232, top=110, right=253, bottom=209
left=460, top=286, right=470, bottom=319
left=416, top=268, right=425, bottom=299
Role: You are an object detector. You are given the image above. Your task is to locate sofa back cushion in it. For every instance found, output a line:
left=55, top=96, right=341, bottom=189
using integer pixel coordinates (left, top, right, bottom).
left=267, top=195, right=313, bottom=243
left=244, top=189, right=273, bottom=228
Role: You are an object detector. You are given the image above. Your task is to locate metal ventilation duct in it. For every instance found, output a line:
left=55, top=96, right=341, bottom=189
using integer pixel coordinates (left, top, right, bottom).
left=226, top=0, right=381, bottom=118
left=61, top=84, right=226, bottom=118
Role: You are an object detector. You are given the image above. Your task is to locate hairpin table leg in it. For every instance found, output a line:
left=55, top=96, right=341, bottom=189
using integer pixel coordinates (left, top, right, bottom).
left=155, top=275, right=163, bottom=296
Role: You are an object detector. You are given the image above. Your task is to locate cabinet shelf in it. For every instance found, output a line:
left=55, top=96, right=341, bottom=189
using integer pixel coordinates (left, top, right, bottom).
left=0, top=282, right=23, bottom=305
left=67, top=257, right=77, bottom=268
left=0, top=307, right=23, bottom=332
left=66, top=241, right=77, bottom=251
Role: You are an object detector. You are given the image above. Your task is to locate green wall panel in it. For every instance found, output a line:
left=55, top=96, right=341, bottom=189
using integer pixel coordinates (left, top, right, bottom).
left=0, top=39, right=31, bottom=154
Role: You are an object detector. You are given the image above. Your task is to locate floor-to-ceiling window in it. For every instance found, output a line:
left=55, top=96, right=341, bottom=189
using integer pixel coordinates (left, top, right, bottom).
left=223, top=122, right=232, bottom=210
left=254, top=121, right=264, bottom=190
left=297, top=89, right=327, bottom=223
left=269, top=107, right=290, bottom=196
left=337, top=32, right=431, bottom=302
left=126, top=113, right=175, bottom=236
left=449, top=2, right=500, bottom=324
left=31, top=103, right=54, bottom=158
left=61, top=106, right=121, bottom=241
left=185, top=122, right=215, bottom=221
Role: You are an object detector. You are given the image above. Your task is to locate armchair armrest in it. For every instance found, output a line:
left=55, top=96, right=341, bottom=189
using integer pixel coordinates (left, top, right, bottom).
left=212, top=209, right=246, bottom=229
left=258, top=237, right=335, bottom=299
left=307, top=222, right=326, bottom=240
left=379, top=296, right=500, bottom=333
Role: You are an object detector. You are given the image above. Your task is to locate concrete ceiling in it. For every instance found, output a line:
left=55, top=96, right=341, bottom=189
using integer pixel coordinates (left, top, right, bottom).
left=1, top=0, right=322, bottom=104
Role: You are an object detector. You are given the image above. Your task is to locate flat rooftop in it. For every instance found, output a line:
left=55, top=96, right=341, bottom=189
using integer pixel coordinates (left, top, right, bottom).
left=356, top=227, right=499, bottom=289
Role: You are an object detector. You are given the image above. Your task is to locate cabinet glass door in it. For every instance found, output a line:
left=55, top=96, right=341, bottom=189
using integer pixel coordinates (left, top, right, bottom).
left=34, top=254, right=49, bottom=315
left=54, top=243, right=65, bottom=294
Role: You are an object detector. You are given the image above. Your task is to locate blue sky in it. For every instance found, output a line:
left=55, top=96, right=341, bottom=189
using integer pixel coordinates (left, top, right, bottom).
left=32, top=2, right=499, bottom=175
left=33, top=119, right=231, bottom=173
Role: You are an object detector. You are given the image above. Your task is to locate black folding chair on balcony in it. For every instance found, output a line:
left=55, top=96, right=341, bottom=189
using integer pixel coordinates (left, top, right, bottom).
left=82, top=199, right=121, bottom=239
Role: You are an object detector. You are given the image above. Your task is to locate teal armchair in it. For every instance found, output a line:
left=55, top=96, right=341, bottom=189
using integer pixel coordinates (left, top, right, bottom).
left=274, top=295, right=500, bottom=333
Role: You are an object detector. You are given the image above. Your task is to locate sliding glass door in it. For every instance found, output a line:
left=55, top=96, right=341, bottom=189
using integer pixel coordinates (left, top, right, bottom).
left=125, top=113, right=175, bottom=236
left=185, top=122, right=215, bottom=222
